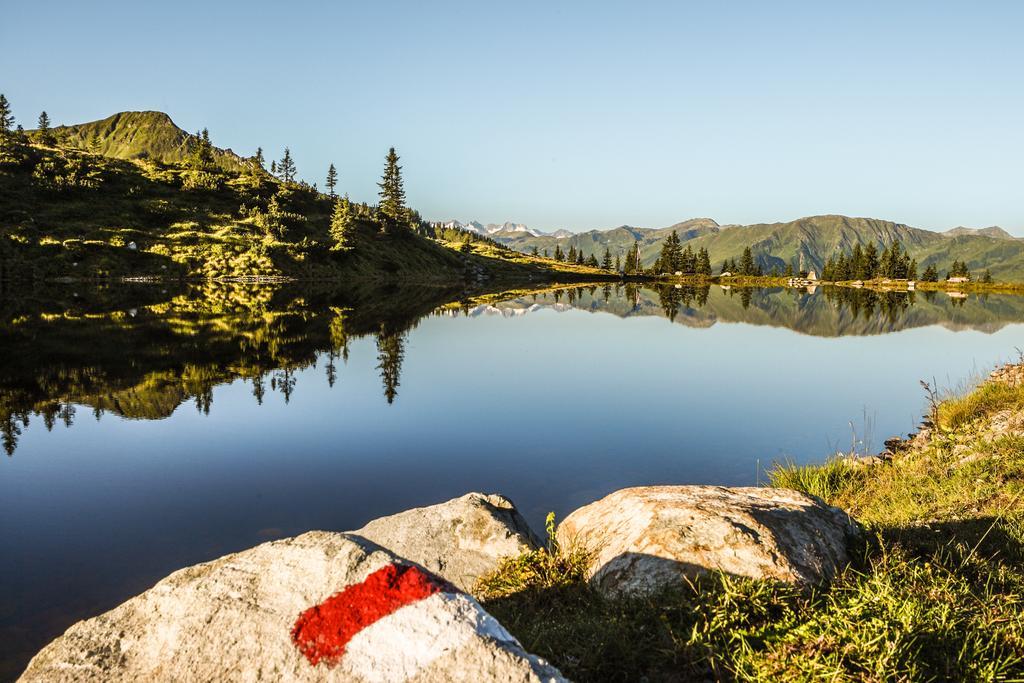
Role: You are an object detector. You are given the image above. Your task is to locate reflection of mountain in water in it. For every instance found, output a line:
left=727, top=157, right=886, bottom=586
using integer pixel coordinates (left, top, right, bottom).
left=483, top=284, right=1024, bottom=337
left=2, top=281, right=1023, bottom=454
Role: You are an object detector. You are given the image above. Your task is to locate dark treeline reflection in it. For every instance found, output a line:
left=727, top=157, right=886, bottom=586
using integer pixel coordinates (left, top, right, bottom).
left=2, top=280, right=1022, bottom=454
left=0, top=280, right=445, bottom=455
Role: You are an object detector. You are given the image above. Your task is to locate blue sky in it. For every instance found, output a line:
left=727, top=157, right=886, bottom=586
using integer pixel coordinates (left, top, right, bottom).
left=2, top=1, right=1021, bottom=233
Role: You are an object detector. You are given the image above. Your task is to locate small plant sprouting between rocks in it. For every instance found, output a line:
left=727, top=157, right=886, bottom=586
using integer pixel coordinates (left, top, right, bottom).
left=474, top=513, right=592, bottom=599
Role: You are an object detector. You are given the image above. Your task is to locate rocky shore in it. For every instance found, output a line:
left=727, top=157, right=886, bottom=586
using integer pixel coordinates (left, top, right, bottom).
left=21, top=487, right=856, bottom=682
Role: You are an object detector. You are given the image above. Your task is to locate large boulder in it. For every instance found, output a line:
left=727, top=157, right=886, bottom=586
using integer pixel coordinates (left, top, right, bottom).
left=557, top=486, right=858, bottom=595
left=353, top=493, right=540, bottom=592
left=20, top=532, right=565, bottom=682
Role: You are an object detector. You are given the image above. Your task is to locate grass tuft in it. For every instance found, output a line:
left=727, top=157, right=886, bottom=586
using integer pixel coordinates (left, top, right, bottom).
left=767, top=457, right=864, bottom=505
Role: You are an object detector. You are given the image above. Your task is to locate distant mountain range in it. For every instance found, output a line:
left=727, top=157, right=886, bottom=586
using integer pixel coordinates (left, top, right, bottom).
left=435, top=220, right=572, bottom=239
left=469, top=215, right=1024, bottom=281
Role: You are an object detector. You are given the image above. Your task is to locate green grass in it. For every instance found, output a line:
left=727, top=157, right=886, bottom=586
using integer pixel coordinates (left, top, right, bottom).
left=938, top=381, right=1024, bottom=431
left=477, top=373, right=1024, bottom=681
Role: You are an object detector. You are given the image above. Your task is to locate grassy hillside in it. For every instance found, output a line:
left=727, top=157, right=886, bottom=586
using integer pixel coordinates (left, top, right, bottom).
left=41, top=111, right=252, bottom=173
left=496, top=215, right=1024, bottom=281
left=0, top=127, right=606, bottom=284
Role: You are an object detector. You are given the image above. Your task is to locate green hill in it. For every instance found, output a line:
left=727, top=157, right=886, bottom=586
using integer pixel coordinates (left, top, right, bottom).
left=41, top=111, right=252, bottom=173
left=0, top=116, right=608, bottom=284
left=495, top=215, right=1024, bottom=281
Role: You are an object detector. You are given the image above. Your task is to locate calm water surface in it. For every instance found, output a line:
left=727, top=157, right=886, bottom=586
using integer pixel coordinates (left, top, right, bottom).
left=2, top=282, right=1023, bottom=677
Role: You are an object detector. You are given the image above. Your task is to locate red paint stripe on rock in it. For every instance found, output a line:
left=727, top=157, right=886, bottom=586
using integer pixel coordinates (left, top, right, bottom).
left=291, top=563, right=458, bottom=667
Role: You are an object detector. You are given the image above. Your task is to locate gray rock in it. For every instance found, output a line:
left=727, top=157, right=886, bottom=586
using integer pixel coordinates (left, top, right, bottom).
left=353, top=493, right=540, bottom=592
left=557, top=485, right=858, bottom=595
left=20, top=531, right=565, bottom=682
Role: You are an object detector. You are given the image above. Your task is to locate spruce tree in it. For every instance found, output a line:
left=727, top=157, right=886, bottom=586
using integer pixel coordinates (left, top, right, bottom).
left=554, top=244, right=564, bottom=261
left=739, top=246, right=755, bottom=276
left=602, top=247, right=613, bottom=270
left=37, top=111, right=53, bottom=145
left=253, top=147, right=265, bottom=169
left=190, top=129, right=215, bottom=169
left=377, top=147, right=407, bottom=233
left=863, top=242, right=879, bottom=278
left=615, top=254, right=621, bottom=272
left=326, top=163, right=338, bottom=198
left=329, top=196, right=355, bottom=250
left=697, top=247, right=712, bottom=276
left=922, top=263, right=939, bottom=282
left=270, top=160, right=277, bottom=175
left=278, top=147, right=296, bottom=182
left=0, top=94, right=13, bottom=136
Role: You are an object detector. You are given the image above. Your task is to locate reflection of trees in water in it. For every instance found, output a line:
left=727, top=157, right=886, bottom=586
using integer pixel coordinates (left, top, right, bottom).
left=376, top=328, right=405, bottom=405
left=0, top=283, right=445, bottom=455
left=656, top=285, right=711, bottom=322
left=822, top=288, right=915, bottom=323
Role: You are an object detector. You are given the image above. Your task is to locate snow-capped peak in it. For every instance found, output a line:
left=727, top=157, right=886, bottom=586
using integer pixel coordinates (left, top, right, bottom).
left=434, top=219, right=570, bottom=238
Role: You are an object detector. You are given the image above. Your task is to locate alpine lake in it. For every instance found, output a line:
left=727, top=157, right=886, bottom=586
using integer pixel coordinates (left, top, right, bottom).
left=2, top=280, right=1024, bottom=677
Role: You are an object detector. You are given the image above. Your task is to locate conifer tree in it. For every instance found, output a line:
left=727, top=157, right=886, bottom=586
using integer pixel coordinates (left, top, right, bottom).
left=326, top=163, right=338, bottom=198
left=253, top=147, right=265, bottom=169
left=602, top=247, right=613, bottom=270
left=567, top=244, right=578, bottom=263
left=270, top=160, right=277, bottom=175
left=696, top=247, right=712, bottom=276
left=278, top=147, right=296, bottom=182
left=624, top=241, right=642, bottom=274
left=586, top=254, right=599, bottom=268
left=330, top=196, right=355, bottom=250
left=615, top=254, right=621, bottom=272
left=0, top=94, right=13, bottom=136
left=554, top=244, right=564, bottom=261
left=377, top=147, right=407, bottom=233
left=531, top=246, right=539, bottom=256
left=37, top=111, right=53, bottom=145
left=739, top=246, right=756, bottom=276
left=656, top=230, right=683, bottom=273
left=190, top=129, right=215, bottom=169
left=721, top=260, right=730, bottom=274
left=863, top=242, right=879, bottom=279
left=922, top=263, right=939, bottom=282
left=680, top=244, right=695, bottom=274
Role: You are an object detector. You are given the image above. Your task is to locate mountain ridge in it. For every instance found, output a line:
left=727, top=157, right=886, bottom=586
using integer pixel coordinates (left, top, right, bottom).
left=40, top=110, right=252, bottom=172
left=481, top=214, right=1024, bottom=280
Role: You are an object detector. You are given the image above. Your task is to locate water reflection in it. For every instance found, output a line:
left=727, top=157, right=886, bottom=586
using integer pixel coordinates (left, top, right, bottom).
left=0, top=281, right=441, bottom=455
left=1, top=281, right=1022, bottom=455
